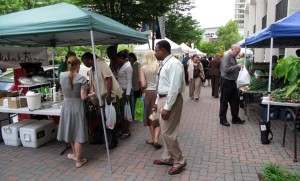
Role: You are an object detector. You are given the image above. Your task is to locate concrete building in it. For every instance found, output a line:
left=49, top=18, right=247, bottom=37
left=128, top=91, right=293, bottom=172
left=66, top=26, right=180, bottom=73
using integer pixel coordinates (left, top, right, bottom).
left=235, top=0, right=246, bottom=29
left=244, top=0, right=300, bottom=62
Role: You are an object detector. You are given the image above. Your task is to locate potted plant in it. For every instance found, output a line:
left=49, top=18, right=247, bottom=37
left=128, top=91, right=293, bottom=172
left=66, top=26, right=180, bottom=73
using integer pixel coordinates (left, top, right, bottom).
left=274, top=56, right=300, bottom=98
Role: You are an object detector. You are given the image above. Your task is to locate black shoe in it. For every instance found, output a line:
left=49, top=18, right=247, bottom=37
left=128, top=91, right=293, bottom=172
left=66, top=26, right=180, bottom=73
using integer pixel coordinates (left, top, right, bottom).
left=220, top=121, right=230, bottom=127
left=232, top=118, right=245, bottom=124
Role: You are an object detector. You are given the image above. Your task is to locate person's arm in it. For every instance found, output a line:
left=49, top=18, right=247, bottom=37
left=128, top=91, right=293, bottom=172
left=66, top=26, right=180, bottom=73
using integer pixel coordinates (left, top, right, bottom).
left=163, top=62, right=183, bottom=111
left=223, top=54, right=240, bottom=74
left=125, top=64, right=132, bottom=98
left=140, top=67, right=147, bottom=90
left=105, top=76, right=112, bottom=104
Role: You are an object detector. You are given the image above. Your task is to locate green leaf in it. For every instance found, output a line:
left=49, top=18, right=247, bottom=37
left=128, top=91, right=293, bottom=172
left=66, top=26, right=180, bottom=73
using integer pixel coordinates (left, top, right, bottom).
left=286, top=84, right=297, bottom=97
left=287, top=66, right=299, bottom=83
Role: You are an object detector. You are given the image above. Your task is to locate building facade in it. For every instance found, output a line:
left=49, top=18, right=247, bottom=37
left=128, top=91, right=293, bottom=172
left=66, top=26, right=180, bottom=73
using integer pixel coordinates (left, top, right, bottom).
left=244, top=0, right=300, bottom=62
left=235, top=0, right=246, bottom=28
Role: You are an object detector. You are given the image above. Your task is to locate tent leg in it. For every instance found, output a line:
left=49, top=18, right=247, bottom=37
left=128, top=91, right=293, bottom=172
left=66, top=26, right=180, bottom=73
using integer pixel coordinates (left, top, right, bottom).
left=90, top=30, right=113, bottom=173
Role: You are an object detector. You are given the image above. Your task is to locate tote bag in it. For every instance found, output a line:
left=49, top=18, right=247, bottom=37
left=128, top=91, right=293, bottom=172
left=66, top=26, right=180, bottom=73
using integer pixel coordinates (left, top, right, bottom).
left=134, top=96, right=145, bottom=122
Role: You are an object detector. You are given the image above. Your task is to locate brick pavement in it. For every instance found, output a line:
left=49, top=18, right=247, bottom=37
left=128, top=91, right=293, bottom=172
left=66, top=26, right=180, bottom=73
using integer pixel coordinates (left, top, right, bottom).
left=0, top=85, right=299, bottom=181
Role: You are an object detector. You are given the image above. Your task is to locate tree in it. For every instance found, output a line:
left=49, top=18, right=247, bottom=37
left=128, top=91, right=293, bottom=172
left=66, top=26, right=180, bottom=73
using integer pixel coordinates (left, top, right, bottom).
left=215, top=20, right=243, bottom=50
left=165, top=13, right=203, bottom=46
left=198, top=41, right=219, bottom=57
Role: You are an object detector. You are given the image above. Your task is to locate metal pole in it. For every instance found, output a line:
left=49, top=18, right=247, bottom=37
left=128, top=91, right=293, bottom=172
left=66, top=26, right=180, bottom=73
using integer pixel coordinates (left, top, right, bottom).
left=267, top=38, right=274, bottom=122
left=90, top=30, right=113, bottom=173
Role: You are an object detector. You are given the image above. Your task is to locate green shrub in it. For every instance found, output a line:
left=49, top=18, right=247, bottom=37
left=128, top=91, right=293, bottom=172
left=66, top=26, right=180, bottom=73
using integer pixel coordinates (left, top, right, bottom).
left=261, top=163, right=300, bottom=181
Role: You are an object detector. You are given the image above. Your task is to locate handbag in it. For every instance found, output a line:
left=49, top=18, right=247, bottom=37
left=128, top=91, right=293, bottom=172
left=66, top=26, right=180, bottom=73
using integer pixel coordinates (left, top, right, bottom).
left=149, top=109, right=159, bottom=127
left=237, top=66, right=250, bottom=88
left=105, top=101, right=116, bottom=130
left=124, top=101, right=133, bottom=122
left=260, top=120, right=273, bottom=144
left=134, top=96, right=145, bottom=122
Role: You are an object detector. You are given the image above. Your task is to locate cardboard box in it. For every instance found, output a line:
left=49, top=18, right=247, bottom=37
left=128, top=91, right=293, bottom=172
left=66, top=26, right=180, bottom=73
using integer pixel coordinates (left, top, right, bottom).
left=20, top=119, right=57, bottom=148
left=0, top=92, right=19, bottom=98
left=8, top=97, right=27, bottom=109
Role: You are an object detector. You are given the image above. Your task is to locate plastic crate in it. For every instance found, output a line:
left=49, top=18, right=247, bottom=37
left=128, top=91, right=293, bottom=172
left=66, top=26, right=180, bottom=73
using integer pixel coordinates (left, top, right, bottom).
left=259, top=104, right=279, bottom=120
left=278, top=107, right=296, bottom=121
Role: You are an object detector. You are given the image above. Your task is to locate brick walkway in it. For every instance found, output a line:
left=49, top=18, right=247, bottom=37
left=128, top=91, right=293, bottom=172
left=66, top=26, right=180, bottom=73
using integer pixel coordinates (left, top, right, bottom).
left=0, top=85, right=299, bottom=181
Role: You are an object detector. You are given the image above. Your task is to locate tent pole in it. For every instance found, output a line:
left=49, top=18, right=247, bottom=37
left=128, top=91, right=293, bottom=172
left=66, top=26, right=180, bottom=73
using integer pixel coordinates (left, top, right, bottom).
left=90, top=30, right=113, bottom=173
left=267, top=38, right=274, bottom=122
left=52, top=47, right=55, bottom=88
left=244, top=46, right=247, bottom=66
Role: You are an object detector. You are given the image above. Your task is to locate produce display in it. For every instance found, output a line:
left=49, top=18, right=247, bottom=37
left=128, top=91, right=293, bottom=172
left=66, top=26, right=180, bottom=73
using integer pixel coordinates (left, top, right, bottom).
left=272, top=86, right=300, bottom=103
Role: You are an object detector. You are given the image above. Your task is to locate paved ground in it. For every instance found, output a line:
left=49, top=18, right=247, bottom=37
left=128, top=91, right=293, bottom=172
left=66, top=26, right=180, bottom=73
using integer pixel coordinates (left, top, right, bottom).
left=0, top=85, right=299, bottom=181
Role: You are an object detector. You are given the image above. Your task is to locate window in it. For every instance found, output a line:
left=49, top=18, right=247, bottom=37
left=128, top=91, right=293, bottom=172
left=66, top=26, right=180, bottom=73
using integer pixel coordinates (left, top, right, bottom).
left=276, top=0, right=288, bottom=21
left=262, top=15, right=267, bottom=29
left=253, top=25, right=256, bottom=33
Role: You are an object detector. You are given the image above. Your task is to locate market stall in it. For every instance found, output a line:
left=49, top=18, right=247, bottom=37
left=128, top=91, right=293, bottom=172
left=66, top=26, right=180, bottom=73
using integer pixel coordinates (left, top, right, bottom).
left=0, top=2, right=148, bottom=171
left=241, top=10, right=300, bottom=161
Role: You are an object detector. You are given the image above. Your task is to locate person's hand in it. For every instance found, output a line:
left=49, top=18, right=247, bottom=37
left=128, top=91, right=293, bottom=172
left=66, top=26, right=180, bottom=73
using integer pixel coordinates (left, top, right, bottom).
left=161, top=109, right=170, bottom=120
left=153, top=104, right=157, bottom=112
left=238, top=64, right=244, bottom=68
left=88, top=92, right=96, bottom=97
left=105, top=95, right=112, bottom=105
left=126, top=95, right=130, bottom=101
left=189, top=78, right=193, bottom=82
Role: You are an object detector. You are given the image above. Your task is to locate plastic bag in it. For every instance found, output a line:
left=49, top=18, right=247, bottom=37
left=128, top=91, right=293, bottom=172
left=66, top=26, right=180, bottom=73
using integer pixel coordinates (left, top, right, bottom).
left=105, top=102, right=116, bottom=129
left=134, top=96, right=144, bottom=122
left=124, top=101, right=133, bottom=122
left=237, top=67, right=250, bottom=88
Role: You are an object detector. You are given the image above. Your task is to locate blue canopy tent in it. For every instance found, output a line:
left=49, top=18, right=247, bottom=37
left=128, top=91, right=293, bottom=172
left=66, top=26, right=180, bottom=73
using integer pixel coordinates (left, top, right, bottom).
left=0, top=2, right=148, bottom=172
left=243, top=10, right=300, bottom=124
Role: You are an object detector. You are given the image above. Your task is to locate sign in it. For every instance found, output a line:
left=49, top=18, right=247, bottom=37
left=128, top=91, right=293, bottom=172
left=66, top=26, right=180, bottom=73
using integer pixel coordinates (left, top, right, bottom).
left=0, top=47, right=48, bottom=68
left=204, top=32, right=217, bottom=39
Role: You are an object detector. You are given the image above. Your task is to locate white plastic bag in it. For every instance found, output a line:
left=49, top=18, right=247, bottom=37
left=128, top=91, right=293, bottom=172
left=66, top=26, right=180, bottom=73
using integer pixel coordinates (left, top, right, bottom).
left=237, top=66, right=250, bottom=88
left=105, top=102, right=116, bottom=129
left=124, top=102, right=133, bottom=122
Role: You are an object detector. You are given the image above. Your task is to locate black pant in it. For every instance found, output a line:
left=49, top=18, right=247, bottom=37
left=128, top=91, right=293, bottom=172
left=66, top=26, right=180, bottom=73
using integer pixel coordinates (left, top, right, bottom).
left=219, top=77, right=240, bottom=122
left=184, top=65, right=188, bottom=85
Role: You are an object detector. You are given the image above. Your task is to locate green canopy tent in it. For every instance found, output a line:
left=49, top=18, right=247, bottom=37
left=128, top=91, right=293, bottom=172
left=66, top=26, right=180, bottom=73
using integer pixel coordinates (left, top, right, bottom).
left=0, top=2, right=148, bottom=173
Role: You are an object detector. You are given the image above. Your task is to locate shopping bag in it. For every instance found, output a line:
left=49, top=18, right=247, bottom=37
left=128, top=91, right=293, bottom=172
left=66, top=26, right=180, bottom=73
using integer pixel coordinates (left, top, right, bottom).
left=124, top=102, right=133, bottom=122
left=237, top=66, right=250, bottom=88
left=105, top=102, right=116, bottom=130
left=134, top=96, right=144, bottom=122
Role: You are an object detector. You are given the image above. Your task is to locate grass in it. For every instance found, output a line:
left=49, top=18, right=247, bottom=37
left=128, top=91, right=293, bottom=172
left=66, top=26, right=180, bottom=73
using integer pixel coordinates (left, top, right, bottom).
left=261, top=163, right=300, bottom=181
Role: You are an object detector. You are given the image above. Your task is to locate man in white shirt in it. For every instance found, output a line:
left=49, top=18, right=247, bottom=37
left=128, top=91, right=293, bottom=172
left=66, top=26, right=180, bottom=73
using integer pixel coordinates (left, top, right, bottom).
left=153, top=40, right=187, bottom=175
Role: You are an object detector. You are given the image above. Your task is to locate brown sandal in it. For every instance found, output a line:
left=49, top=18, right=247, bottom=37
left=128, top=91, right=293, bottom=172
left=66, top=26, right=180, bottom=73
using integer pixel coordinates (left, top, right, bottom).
left=146, top=139, right=154, bottom=145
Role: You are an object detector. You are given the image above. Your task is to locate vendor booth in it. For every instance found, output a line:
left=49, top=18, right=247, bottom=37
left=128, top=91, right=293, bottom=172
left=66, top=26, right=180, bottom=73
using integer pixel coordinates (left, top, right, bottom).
left=241, top=10, right=300, bottom=162
left=0, top=2, right=148, bottom=172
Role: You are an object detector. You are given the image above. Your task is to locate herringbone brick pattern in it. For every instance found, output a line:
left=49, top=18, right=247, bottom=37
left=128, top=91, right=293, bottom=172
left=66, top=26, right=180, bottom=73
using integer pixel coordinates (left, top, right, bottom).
left=0, top=85, right=299, bottom=181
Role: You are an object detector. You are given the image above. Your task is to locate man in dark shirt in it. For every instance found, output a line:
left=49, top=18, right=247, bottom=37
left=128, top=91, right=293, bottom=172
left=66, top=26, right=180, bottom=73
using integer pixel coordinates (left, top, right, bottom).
left=219, top=44, right=245, bottom=127
left=182, top=52, right=190, bottom=85
left=200, top=56, right=209, bottom=86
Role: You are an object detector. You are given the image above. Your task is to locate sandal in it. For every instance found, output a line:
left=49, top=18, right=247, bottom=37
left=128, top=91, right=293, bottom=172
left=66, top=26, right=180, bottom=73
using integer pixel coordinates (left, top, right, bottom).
left=76, top=159, right=88, bottom=168
left=153, top=142, right=162, bottom=149
left=146, top=139, right=154, bottom=145
left=121, top=133, right=131, bottom=139
left=67, top=153, right=77, bottom=161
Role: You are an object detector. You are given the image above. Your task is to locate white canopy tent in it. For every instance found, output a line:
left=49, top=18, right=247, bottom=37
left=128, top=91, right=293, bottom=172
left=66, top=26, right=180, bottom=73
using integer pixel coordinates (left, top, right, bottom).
left=180, top=43, right=206, bottom=56
left=133, top=37, right=182, bottom=53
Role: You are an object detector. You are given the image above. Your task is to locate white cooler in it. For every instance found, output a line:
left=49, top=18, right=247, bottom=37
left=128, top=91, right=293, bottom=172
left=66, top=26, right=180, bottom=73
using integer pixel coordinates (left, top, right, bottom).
left=1, top=119, right=39, bottom=146
left=20, top=119, right=57, bottom=148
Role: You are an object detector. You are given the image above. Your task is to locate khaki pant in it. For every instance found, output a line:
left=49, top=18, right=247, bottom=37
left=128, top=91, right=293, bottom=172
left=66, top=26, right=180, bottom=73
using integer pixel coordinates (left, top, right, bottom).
left=158, top=94, right=186, bottom=168
left=189, top=77, right=202, bottom=99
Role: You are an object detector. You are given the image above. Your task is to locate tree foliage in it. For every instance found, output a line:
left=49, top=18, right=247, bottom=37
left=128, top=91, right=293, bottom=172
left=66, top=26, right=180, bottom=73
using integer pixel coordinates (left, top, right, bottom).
left=216, top=20, right=242, bottom=50
left=165, top=13, right=203, bottom=47
left=198, top=41, right=219, bottom=57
